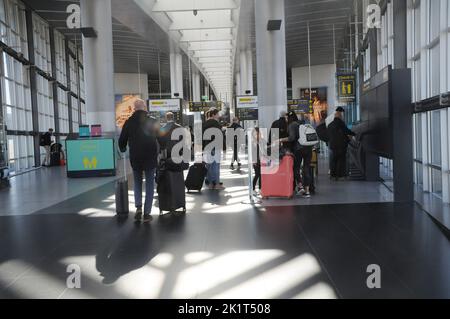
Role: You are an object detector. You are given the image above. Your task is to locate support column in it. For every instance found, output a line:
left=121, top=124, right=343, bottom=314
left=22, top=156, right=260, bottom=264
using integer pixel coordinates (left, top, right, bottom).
left=175, top=53, right=184, bottom=99
left=239, top=51, right=247, bottom=94
left=236, top=72, right=241, bottom=96
left=25, top=9, right=40, bottom=167
left=192, top=68, right=201, bottom=102
left=393, top=0, right=407, bottom=69
left=65, top=39, right=73, bottom=134
left=169, top=42, right=177, bottom=98
left=204, top=83, right=209, bottom=101
left=49, top=27, right=60, bottom=143
left=255, top=0, right=288, bottom=129
left=80, top=0, right=115, bottom=133
left=246, top=49, right=254, bottom=95
left=170, top=42, right=184, bottom=99
left=440, top=0, right=449, bottom=203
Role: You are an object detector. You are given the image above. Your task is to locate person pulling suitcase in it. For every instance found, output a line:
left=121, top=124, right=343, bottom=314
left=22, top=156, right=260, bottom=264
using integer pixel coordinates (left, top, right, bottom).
left=119, top=99, right=160, bottom=223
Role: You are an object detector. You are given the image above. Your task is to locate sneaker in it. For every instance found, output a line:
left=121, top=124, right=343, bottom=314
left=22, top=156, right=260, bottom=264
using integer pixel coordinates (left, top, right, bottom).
left=208, top=183, right=216, bottom=190
left=230, top=164, right=235, bottom=170
left=302, top=192, right=311, bottom=198
left=142, top=214, right=153, bottom=223
left=135, top=208, right=143, bottom=221
left=237, top=163, right=242, bottom=169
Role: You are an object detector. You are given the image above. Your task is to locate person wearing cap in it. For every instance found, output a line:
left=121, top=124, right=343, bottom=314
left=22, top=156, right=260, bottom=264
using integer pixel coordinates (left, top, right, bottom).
left=327, top=107, right=356, bottom=180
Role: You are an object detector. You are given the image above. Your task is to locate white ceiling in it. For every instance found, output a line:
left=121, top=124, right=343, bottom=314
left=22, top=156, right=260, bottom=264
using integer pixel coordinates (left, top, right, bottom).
left=134, top=0, right=241, bottom=103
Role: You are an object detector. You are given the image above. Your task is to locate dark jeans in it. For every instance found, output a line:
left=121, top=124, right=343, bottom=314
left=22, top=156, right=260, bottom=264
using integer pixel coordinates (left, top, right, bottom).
left=294, top=147, right=313, bottom=188
left=133, top=168, right=156, bottom=214
left=330, top=148, right=347, bottom=178
left=231, top=142, right=240, bottom=165
left=253, top=163, right=261, bottom=191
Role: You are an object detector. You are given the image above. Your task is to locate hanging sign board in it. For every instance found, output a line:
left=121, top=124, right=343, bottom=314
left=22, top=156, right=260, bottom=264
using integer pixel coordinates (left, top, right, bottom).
left=236, top=96, right=258, bottom=121
left=337, top=73, right=356, bottom=101
left=287, top=99, right=310, bottom=113
left=148, top=99, right=182, bottom=123
left=189, top=101, right=223, bottom=112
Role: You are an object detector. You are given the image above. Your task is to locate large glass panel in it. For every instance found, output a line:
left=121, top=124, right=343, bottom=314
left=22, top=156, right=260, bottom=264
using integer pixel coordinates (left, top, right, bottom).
left=429, top=0, right=440, bottom=41
left=430, top=43, right=440, bottom=97
left=414, top=5, right=421, bottom=54
left=431, top=168, right=442, bottom=195
left=430, top=110, right=441, bottom=167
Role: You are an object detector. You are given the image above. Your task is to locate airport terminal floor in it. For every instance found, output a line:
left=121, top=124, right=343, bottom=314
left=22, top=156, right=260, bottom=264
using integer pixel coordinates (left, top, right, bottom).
left=1, top=153, right=449, bottom=299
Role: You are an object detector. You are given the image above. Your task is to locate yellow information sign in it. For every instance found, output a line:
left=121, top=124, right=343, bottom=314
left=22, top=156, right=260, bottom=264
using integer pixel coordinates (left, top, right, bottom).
left=337, top=74, right=356, bottom=101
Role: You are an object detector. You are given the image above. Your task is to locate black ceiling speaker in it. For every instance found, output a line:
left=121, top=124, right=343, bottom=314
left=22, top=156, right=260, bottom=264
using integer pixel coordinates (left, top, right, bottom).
left=78, top=27, right=97, bottom=38
left=267, top=20, right=282, bottom=31
left=174, top=93, right=180, bottom=97
left=245, top=90, right=251, bottom=94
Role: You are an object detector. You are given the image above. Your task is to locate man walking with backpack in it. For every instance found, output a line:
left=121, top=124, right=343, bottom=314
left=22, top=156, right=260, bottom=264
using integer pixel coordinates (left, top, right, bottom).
left=119, top=99, right=159, bottom=223
left=40, top=128, right=53, bottom=167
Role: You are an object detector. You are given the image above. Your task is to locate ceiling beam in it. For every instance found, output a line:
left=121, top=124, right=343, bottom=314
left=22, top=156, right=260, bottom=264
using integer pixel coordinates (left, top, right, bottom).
left=152, top=0, right=237, bottom=12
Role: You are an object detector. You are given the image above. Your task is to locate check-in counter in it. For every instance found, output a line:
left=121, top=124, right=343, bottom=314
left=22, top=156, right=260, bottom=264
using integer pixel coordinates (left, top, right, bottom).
left=65, top=135, right=116, bottom=178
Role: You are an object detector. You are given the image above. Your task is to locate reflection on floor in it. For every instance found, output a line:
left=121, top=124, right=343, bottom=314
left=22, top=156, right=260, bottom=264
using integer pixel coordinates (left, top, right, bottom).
left=0, top=152, right=449, bottom=298
left=0, top=166, right=119, bottom=216
left=415, top=185, right=450, bottom=233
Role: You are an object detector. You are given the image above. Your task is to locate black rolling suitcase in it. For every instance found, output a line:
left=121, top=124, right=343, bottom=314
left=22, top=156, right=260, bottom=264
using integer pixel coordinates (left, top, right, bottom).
left=185, top=162, right=207, bottom=192
left=49, top=143, right=62, bottom=166
left=50, top=152, right=60, bottom=166
left=115, top=155, right=129, bottom=217
left=157, top=164, right=186, bottom=215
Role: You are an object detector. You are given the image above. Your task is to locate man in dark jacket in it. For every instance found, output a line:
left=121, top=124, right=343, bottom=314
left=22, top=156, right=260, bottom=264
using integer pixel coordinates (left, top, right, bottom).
left=119, top=99, right=159, bottom=222
left=203, top=108, right=224, bottom=190
left=40, top=128, right=53, bottom=167
left=229, top=117, right=243, bottom=170
left=327, top=107, right=356, bottom=180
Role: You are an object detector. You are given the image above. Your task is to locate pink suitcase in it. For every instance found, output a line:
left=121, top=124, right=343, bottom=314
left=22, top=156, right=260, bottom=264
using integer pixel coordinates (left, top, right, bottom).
left=260, top=155, right=295, bottom=199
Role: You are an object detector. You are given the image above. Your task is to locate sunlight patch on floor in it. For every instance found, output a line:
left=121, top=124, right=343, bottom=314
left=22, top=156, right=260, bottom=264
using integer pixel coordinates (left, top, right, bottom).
left=203, top=202, right=252, bottom=214
left=172, top=250, right=284, bottom=298
left=291, top=282, right=337, bottom=299
left=211, top=254, right=322, bottom=299
left=184, top=252, right=215, bottom=265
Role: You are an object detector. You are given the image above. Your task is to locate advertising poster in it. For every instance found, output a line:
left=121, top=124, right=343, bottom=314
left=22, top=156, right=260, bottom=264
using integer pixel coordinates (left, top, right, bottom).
left=299, top=87, right=328, bottom=125
left=115, top=94, right=141, bottom=129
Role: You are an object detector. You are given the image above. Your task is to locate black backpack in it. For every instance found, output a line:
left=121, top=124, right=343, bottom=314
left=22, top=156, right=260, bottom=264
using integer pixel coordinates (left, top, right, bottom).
left=39, top=133, right=46, bottom=146
left=316, top=123, right=329, bottom=143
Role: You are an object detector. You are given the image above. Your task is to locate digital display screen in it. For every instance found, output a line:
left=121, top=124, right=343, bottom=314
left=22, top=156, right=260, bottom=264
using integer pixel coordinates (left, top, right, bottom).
left=66, top=138, right=115, bottom=172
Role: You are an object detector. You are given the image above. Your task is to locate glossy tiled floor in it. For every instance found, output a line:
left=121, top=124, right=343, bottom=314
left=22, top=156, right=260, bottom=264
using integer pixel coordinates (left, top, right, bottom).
left=0, top=155, right=449, bottom=299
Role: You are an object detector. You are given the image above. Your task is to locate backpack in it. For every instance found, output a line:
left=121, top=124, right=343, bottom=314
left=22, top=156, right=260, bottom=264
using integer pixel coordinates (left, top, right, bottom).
left=315, top=123, right=329, bottom=143
left=298, top=124, right=319, bottom=146
left=39, top=133, right=46, bottom=146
